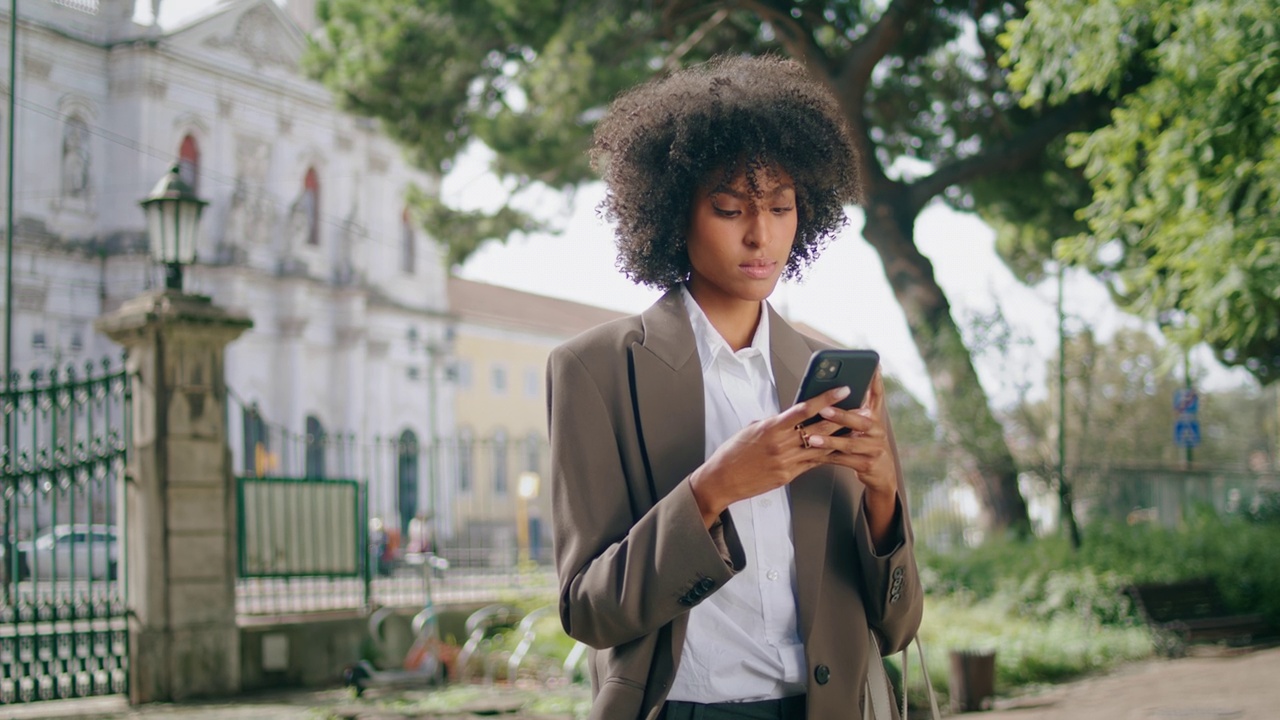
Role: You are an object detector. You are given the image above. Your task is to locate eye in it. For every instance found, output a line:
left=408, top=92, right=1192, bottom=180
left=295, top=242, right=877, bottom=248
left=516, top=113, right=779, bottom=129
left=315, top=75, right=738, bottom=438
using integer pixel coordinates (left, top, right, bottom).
left=771, top=205, right=795, bottom=215
left=711, top=204, right=741, bottom=218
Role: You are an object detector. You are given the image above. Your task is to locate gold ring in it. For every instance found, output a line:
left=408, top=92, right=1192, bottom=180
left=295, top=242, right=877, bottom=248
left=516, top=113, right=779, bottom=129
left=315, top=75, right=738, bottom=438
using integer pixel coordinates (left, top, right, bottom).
left=795, top=424, right=811, bottom=449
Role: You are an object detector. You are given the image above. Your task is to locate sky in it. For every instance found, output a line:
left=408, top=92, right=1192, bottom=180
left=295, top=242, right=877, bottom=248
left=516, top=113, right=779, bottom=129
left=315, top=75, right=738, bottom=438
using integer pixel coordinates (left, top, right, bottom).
left=442, top=145, right=1255, bottom=414
left=150, top=0, right=1256, bottom=415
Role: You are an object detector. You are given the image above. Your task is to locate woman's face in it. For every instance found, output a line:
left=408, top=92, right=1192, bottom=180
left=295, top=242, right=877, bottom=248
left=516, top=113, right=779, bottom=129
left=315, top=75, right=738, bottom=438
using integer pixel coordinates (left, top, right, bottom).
left=685, top=166, right=798, bottom=309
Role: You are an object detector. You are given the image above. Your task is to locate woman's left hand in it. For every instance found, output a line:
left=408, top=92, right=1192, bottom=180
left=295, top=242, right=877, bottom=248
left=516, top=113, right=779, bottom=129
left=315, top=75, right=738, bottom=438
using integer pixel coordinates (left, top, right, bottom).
left=804, top=367, right=899, bottom=500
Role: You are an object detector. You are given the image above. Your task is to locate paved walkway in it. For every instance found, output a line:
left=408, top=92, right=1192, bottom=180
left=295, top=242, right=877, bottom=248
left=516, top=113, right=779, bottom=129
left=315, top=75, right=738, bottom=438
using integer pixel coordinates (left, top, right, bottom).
left=6, top=645, right=1279, bottom=719
left=985, top=644, right=1280, bottom=720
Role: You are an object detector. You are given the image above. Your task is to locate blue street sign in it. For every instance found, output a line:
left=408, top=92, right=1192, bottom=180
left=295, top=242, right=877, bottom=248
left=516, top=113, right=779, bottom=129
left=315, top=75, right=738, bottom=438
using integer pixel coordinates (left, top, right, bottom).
left=1175, top=417, right=1201, bottom=448
left=1174, top=388, right=1199, bottom=414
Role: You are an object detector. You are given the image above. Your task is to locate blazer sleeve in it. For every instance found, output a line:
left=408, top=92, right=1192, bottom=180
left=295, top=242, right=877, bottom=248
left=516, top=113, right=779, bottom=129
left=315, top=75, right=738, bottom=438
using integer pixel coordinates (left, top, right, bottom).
left=547, top=345, right=744, bottom=651
left=850, top=407, right=924, bottom=655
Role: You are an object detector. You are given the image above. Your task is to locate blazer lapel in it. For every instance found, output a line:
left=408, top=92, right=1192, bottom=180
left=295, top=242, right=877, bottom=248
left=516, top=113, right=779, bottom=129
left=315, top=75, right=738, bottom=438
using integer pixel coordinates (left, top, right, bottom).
left=631, top=289, right=705, bottom=509
left=770, top=304, right=833, bottom=644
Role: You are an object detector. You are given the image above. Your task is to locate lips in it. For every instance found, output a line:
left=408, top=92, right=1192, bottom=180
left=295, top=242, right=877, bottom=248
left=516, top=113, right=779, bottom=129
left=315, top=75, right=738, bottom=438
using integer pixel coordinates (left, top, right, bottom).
left=740, top=259, right=776, bottom=279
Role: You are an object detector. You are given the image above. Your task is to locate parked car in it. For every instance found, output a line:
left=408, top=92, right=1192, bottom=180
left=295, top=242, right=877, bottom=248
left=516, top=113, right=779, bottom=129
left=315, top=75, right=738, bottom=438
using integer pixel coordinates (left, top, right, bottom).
left=6, top=524, right=118, bottom=581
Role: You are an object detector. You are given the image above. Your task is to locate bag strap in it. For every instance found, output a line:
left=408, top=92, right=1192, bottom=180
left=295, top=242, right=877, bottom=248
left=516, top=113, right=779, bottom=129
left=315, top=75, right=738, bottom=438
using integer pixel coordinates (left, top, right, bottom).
left=865, top=632, right=942, bottom=720
left=913, top=638, right=943, bottom=720
left=864, top=634, right=895, bottom=720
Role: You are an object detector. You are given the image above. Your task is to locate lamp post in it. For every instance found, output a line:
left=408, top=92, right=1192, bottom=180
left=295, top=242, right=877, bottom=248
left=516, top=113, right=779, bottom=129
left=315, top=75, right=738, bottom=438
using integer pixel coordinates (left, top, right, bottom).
left=140, top=165, right=208, bottom=292
left=516, top=471, right=540, bottom=565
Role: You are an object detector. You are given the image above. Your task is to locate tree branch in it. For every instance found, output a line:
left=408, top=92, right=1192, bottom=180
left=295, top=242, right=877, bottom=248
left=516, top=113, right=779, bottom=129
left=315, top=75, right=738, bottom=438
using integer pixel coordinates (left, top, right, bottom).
left=734, top=0, right=831, bottom=76
left=906, top=93, right=1106, bottom=214
left=835, top=0, right=926, bottom=90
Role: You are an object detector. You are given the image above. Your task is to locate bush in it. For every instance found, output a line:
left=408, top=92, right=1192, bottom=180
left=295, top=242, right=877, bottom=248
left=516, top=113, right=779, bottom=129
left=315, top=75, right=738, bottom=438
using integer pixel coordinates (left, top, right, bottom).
left=921, top=511, right=1280, bottom=628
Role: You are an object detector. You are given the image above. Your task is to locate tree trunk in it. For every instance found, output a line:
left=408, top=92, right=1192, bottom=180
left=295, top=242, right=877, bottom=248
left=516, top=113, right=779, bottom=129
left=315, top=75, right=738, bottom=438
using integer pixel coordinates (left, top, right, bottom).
left=862, top=191, right=1032, bottom=537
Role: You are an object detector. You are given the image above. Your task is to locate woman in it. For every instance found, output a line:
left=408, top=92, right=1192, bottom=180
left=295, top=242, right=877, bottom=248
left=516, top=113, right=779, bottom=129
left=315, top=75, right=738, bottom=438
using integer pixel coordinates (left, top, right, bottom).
left=548, top=55, right=923, bottom=720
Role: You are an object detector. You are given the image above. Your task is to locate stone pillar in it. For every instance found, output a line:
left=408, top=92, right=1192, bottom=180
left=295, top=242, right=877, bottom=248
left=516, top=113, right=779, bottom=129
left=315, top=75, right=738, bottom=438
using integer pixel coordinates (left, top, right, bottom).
left=95, top=290, right=253, bottom=704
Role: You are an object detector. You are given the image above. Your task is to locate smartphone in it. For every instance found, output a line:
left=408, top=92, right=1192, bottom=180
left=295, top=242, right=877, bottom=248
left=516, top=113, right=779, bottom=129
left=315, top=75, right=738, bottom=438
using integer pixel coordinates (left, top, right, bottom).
left=793, top=349, right=879, bottom=429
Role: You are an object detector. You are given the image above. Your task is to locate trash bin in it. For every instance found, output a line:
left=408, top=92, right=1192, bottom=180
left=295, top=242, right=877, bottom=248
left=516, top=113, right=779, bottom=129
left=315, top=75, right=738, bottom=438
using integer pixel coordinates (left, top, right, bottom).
left=949, top=649, right=996, bottom=712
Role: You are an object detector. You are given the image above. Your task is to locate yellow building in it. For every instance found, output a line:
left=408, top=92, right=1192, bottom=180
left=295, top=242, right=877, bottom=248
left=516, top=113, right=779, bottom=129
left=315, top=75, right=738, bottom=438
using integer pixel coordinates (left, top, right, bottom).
left=445, top=277, right=625, bottom=564
left=443, top=277, right=841, bottom=566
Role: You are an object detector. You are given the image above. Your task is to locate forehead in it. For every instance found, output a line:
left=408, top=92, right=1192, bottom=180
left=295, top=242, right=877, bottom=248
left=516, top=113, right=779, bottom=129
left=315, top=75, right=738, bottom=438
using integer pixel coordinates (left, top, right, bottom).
left=706, top=166, right=796, bottom=199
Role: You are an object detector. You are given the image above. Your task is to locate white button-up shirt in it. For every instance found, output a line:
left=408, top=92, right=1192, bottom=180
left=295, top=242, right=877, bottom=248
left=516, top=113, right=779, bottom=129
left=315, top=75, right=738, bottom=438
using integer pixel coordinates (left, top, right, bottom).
left=666, top=286, right=806, bottom=703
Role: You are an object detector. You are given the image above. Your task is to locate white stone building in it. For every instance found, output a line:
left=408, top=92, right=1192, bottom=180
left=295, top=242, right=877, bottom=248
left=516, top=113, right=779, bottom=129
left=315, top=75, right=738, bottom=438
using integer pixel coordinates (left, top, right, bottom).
left=1, top=0, right=458, bottom=537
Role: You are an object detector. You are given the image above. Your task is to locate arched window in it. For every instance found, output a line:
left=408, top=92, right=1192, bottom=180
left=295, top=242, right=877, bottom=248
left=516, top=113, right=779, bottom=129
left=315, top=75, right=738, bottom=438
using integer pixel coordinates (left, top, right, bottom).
left=61, top=115, right=91, bottom=199
left=242, top=404, right=269, bottom=476
left=492, top=428, right=508, bottom=496
left=397, top=430, right=420, bottom=539
left=302, top=167, right=320, bottom=246
left=305, top=415, right=326, bottom=479
left=178, top=134, right=200, bottom=194
left=401, top=207, right=415, bottom=275
left=457, top=426, right=473, bottom=493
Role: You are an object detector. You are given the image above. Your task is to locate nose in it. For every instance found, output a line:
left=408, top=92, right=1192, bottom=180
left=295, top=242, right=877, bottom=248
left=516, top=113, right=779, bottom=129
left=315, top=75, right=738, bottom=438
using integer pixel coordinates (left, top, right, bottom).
left=743, top=207, right=772, bottom=248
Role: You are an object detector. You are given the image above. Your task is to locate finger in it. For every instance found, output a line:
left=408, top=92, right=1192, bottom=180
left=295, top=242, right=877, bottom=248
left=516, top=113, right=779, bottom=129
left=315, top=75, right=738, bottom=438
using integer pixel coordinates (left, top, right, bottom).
left=865, top=366, right=885, bottom=415
left=815, top=406, right=884, bottom=438
left=780, top=385, right=852, bottom=426
left=824, top=435, right=888, bottom=458
left=801, top=417, right=846, bottom=437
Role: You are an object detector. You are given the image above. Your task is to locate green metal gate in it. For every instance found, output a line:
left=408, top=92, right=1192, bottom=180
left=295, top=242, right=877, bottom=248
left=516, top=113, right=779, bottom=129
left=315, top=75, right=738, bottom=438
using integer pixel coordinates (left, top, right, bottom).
left=0, top=360, right=130, bottom=703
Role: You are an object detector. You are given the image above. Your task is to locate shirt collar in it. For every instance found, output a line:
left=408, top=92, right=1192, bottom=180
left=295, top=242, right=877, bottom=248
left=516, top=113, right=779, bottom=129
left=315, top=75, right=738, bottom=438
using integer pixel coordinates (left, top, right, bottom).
left=679, top=284, right=774, bottom=377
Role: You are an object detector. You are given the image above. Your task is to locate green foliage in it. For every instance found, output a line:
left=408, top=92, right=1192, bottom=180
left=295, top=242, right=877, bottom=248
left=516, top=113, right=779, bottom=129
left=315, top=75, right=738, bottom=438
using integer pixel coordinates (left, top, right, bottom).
left=922, top=512, right=1280, bottom=627
left=307, top=1, right=1082, bottom=264
left=915, top=595, right=1153, bottom=690
left=309, top=0, right=1125, bottom=532
left=404, top=186, right=544, bottom=268
left=1005, top=0, right=1280, bottom=384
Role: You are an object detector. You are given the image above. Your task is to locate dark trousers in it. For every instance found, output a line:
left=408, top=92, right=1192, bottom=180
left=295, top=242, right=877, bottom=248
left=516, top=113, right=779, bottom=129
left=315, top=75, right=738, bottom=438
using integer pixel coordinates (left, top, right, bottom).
left=662, top=695, right=807, bottom=719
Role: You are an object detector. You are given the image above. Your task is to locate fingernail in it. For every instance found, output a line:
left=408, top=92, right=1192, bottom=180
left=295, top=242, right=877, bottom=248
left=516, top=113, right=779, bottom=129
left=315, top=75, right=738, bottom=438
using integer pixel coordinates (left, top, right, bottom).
left=819, top=407, right=836, bottom=418
left=808, top=435, right=825, bottom=447
left=834, top=386, right=851, bottom=400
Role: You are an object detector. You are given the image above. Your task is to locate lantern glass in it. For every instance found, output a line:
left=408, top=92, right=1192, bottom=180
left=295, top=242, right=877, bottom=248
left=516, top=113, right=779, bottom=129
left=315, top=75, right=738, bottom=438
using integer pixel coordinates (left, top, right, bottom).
left=140, top=166, right=207, bottom=291
left=177, top=198, right=202, bottom=264
left=145, top=199, right=169, bottom=262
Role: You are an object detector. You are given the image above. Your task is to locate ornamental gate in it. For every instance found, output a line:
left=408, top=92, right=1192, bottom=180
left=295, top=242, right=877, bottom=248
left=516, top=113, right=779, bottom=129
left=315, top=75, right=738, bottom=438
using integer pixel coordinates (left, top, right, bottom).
left=0, top=360, right=130, bottom=704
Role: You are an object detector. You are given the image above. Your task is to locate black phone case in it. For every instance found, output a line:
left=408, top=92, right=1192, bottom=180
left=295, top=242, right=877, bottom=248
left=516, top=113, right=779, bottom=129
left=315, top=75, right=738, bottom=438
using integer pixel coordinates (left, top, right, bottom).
left=794, top=349, right=879, bottom=429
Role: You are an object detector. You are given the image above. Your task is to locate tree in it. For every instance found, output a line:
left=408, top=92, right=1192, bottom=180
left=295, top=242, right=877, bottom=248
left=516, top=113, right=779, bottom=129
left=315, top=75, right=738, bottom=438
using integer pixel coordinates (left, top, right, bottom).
left=1005, top=327, right=1280, bottom=522
left=1004, top=0, right=1280, bottom=385
left=306, top=1, right=1118, bottom=534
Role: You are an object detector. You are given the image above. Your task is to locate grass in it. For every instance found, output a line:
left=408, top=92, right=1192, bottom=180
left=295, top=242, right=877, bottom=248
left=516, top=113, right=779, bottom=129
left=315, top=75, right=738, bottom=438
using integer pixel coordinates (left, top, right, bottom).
left=358, top=511, right=1278, bottom=715
left=913, top=593, right=1153, bottom=692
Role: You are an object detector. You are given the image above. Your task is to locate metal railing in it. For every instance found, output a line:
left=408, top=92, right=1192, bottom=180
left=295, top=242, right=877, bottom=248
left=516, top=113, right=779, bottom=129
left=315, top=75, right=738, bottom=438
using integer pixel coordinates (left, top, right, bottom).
left=1, top=359, right=130, bottom=703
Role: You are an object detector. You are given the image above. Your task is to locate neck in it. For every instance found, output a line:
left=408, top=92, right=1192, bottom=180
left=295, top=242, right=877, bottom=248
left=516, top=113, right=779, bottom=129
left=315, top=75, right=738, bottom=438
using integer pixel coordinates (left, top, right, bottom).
left=687, top=286, right=762, bottom=352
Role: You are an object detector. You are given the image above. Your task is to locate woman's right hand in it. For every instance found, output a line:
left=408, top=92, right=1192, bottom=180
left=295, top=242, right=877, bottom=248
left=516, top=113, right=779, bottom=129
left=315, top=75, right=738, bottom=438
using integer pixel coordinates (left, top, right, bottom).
left=688, top=385, right=851, bottom=527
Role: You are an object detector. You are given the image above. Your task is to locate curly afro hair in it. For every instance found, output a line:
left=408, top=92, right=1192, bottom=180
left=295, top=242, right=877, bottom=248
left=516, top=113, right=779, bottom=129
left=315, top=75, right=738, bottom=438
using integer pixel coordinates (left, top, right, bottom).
left=591, top=54, right=862, bottom=290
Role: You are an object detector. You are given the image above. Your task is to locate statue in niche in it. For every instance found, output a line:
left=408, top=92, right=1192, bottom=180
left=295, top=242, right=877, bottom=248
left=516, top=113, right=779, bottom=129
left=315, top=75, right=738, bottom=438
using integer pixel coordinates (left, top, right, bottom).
left=224, top=138, right=273, bottom=249
left=61, top=116, right=90, bottom=200
left=335, top=205, right=362, bottom=284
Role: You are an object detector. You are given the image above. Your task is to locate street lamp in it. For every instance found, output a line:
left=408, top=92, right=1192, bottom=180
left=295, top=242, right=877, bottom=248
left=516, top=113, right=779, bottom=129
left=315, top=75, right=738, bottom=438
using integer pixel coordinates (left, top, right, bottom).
left=516, top=471, right=540, bottom=565
left=140, top=165, right=208, bottom=292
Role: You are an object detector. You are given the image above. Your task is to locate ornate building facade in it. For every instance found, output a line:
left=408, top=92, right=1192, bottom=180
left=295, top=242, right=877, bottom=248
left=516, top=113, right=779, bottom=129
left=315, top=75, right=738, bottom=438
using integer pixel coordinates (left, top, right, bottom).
left=1, top=0, right=457, bottom=536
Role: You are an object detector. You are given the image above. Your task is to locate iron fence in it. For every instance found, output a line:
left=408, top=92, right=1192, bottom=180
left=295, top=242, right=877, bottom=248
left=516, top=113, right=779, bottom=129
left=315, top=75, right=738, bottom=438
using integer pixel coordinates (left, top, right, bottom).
left=1067, top=464, right=1280, bottom=527
left=0, top=359, right=130, bottom=703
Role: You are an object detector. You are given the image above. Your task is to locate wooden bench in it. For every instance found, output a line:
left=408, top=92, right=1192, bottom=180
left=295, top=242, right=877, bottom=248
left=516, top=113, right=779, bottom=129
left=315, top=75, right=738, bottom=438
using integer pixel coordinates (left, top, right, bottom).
left=1125, top=578, right=1270, bottom=656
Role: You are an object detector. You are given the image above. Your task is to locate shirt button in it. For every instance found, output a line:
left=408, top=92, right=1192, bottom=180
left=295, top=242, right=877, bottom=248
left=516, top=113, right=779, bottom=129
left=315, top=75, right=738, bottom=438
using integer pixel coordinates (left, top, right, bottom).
left=760, top=498, right=773, bottom=508
left=766, top=569, right=779, bottom=581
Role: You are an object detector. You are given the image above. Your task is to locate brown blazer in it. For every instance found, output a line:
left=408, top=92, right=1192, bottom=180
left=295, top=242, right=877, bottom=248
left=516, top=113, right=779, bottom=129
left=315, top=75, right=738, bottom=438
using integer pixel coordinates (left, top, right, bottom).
left=547, top=289, right=923, bottom=720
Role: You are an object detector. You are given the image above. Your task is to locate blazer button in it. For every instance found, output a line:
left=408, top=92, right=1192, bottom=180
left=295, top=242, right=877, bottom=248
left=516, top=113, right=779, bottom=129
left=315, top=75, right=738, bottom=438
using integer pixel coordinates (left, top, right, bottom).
left=892, top=567, right=904, bottom=580
left=814, top=664, right=830, bottom=685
